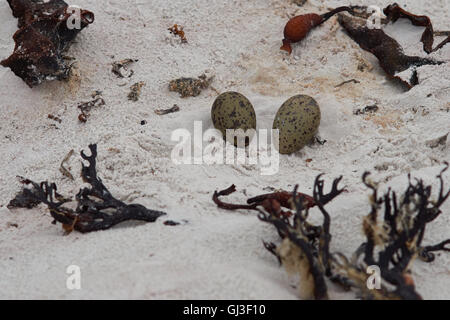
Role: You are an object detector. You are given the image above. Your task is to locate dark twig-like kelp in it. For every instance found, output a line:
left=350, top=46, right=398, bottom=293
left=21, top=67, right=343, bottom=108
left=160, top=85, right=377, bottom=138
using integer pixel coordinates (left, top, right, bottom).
left=8, top=144, right=166, bottom=233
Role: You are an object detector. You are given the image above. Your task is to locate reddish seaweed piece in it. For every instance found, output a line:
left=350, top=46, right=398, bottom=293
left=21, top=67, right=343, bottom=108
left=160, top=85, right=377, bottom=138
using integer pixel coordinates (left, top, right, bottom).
left=1, top=0, right=94, bottom=87
left=213, top=184, right=318, bottom=219
left=168, top=24, right=187, bottom=43
left=281, top=6, right=354, bottom=54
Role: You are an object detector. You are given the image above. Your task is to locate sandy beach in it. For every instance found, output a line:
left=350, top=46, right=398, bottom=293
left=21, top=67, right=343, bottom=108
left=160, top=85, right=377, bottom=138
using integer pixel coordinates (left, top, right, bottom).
left=0, top=0, right=449, bottom=299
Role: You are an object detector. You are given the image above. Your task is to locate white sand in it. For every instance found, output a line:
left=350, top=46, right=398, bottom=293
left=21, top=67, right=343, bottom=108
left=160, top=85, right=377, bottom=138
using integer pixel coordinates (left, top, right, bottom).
left=0, top=0, right=449, bottom=299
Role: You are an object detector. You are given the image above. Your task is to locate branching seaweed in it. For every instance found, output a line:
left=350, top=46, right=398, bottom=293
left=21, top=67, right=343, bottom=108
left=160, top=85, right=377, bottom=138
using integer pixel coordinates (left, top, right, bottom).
left=212, top=163, right=450, bottom=299
left=8, top=144, right=166, bottom=233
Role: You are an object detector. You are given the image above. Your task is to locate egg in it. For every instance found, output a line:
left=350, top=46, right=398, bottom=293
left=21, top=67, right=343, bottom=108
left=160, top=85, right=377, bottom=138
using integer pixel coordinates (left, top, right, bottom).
left=211, top=92, right=257, bottom=145
left=273, top=95, right=321, bottom=154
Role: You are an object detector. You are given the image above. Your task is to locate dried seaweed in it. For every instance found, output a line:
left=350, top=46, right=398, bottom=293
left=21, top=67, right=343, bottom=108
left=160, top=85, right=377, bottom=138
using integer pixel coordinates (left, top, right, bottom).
left=338, top=166, right=450, bottom=299
left=168, top=74, right=213, bottom=98
left=1, top=0, right=95, bottom=87
left=59, top=149, right=75, bottom=180
left=354, top=105, right=379, bottom=115
left=338, top=13, right=442, bottom=88
left=8, top=144, right=166, bottom=233
left=155, top=105, right=180, bottom=115
left=337, top=4, right=450, bottom=89
left=168, top=24, right=187, bottom=43
left=112, top=59, right=138, bottom=78
left=335, top=79, right=360, bottom=88
left=213, top=164, right=450, bottom=300
left=78, top=91, right=105, bottom=122
left=280, top=3, right=448, bottom=88
left=281, top=6, right=355, bottom=54
left=128, top=81, right=145, bottom=101
left=383, top=3, right=450, bottom=54
left=164, top=220, right=181, bottom=226
left=213, top=184, right=317, bottom=217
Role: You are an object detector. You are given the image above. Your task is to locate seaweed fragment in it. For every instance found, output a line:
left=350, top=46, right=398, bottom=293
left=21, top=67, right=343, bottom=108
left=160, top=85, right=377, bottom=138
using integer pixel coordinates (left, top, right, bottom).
left=281, top=6, right=355, bottom=54
left=213, top=164, right=450, bottom=300
left=1, top=0, right=95, bottom=87
left=59, top=149, right=75, bottom=180
left=8, top=144, right=166, bottom=233
left=213, top=184, right=317, bottom=216
left=6, top=0, right=69, bottom=28
left=168, top=24, right=187, bottom=43
left=155, top=105, right=180, bottom=115
left=338, top=13, right=442, bottom=88
left=354, top=105, right=379, bottom=115
left=128, top=81, right=146, bottom=101
left=78, top=91, right=105, bottom=122
left=168, top=74, right=213, bottom=98
left=8, top=177, right=46, bottom=209
left=383, top=3, right=450, bottom=54
left=335, top=79, right=360, bottom=88
left=112, top=59, right=138, bottom=78
left=48, top=114, right=62, bottom=123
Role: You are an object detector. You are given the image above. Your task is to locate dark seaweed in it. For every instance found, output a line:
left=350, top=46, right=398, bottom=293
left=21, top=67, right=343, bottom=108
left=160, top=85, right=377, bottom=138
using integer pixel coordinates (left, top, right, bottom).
left=338, top=13, right=442, bottom=88
left=213, top=164, right=450, bottom=300
left=337, top=3, right=450, bottom=89
left=8, top=144, right=166, bottom=233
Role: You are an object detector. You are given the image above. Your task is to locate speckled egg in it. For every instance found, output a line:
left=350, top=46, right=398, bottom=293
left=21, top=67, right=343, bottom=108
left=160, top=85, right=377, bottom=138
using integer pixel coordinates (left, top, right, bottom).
left=273, top=95, right=321, bottom=154
left=211, top=92, right=257, bottom=145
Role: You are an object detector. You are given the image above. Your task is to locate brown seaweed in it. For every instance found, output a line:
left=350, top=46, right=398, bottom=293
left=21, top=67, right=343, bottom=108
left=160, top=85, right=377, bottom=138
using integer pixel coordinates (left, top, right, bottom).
left=128, top=81, right=145, bottom=101
left=338, top=13, right=442, bottom=88
left=77, top=91, right=105, bottom=122
left=155, top=105, right=180, bottom=115
left=8, top=177, right=44, bottom=209
left=213, top=164, right=450, bottom=300
left=336, top=3, right=450, bottom=88
left=383, top=3, right=450, bottom=54
left=281, top=6, right=355, bottom=54
left=168, top=24, right=187, bottom=43
left=1, top=0, right=94, bottom=87
left=8, top=144, right=166, bottom=233
left=112, top=58, right=138, bottom=78
left=213, top=184, right=318, bottom=216
left=168, top=74, right=213, bottom=98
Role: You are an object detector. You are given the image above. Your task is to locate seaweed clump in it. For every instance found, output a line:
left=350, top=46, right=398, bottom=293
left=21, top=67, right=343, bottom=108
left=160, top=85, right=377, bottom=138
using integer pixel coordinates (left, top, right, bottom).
left=168, top=24, right=187, bottom=43
left=8, top=144, right=166, bottom=233
left=213, top=164, right=450, bottom=299
left=337, top=4, right=449, bottom=88
left=338, top=13, right=441, bottom=88
left=1, top=0, right=95, bottom=87
left=169, top=74, right=213, bottom=98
